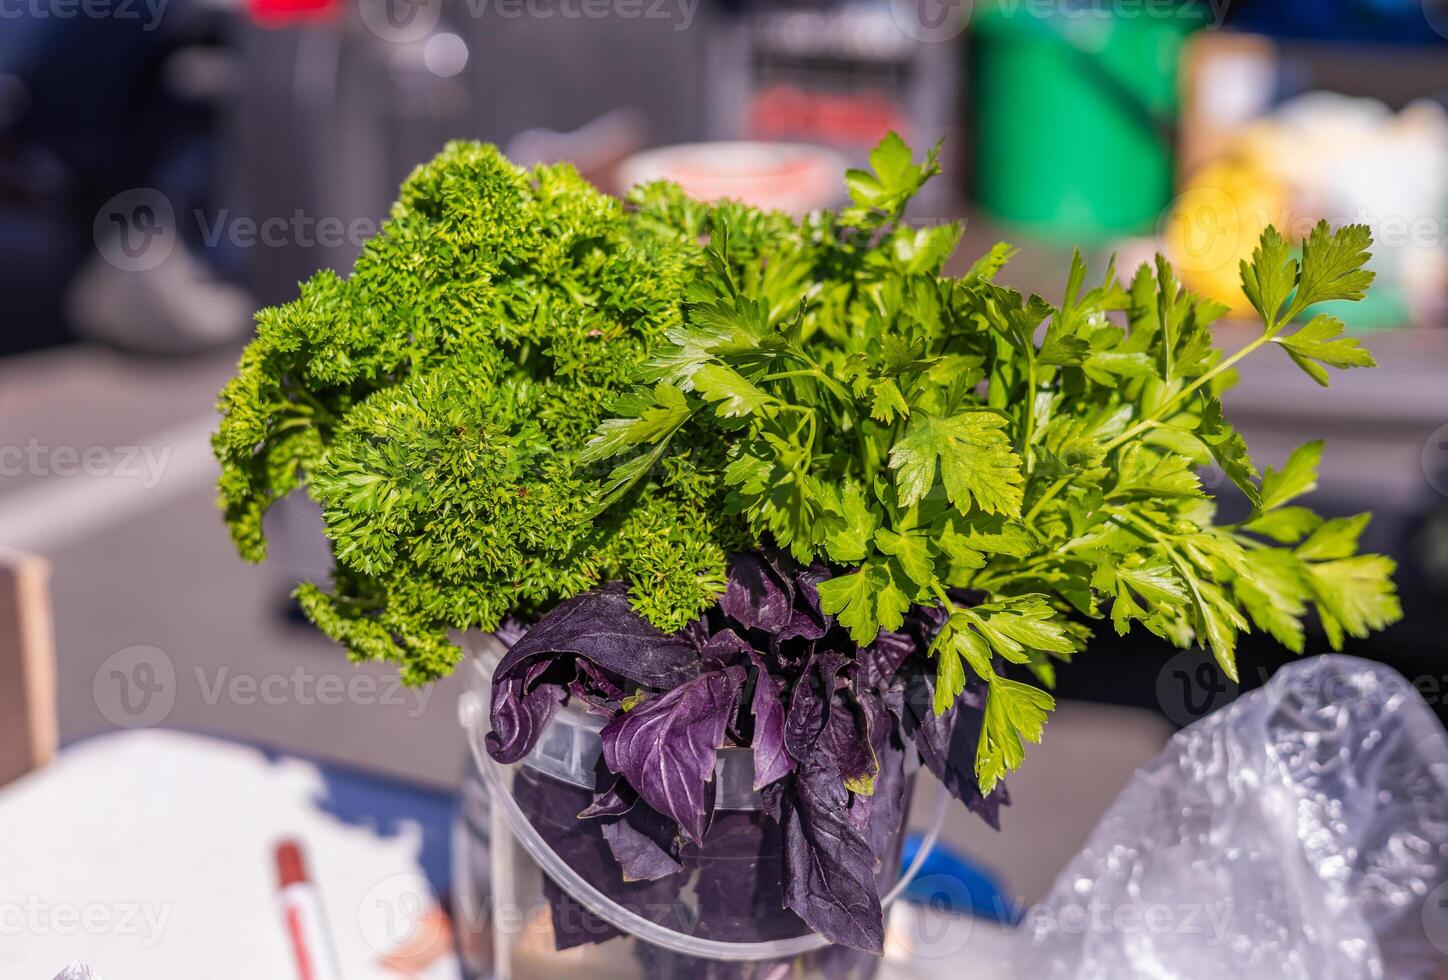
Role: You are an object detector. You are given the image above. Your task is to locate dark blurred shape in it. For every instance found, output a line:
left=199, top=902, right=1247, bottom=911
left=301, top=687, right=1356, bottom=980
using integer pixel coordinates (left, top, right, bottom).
left=1225, top=0, right=1448, bottom=45
left=0, top=5, right=241, bottom=355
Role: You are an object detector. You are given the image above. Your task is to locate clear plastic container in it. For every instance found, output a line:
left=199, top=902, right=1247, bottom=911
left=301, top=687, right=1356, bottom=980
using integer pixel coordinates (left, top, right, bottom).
left=454, top=636, right=946, bottom=980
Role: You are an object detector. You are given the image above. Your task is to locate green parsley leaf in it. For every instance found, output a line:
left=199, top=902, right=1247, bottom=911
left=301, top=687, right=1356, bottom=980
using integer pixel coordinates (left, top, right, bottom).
left=1239, top=226, right=1298, bottom=330
left=1197, top=398, right=1261, bottom=508
left=889, top=411, right=1025, bottom=516
left=976, top=676, right=1055, bottom=795
left=1304, top=554, right=1402, bottom=649
left=816, top=557, right=914, bottom=646
left=692, top=363, right=773, bottom=418
left=1296, top=513, right=1371, bottom=561
left=1288, top=221, right=1375, bottom=317
left=1272, top=315, right=1377, bottom=387
left=1257, top=440, right=1323, bottom=511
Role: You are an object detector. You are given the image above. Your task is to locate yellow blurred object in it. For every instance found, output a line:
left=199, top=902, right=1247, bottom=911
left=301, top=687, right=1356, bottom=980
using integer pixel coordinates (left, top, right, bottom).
left=1163, top=157, right=1288, bottom=315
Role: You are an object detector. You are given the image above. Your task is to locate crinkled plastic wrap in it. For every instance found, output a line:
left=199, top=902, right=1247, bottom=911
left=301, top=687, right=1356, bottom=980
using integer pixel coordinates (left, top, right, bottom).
left=1019, top=655, right=1448, bottom=979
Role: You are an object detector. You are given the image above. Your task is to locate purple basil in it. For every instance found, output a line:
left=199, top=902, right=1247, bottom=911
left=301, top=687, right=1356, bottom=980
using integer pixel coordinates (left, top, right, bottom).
left=601, top=800, right=684, bottom=882
left=784, top=651, right=849, bottom=764
left=494, top=582, right=700, bottom=689
left=482, top=548, right=1008, bottom=960
left=860, top=629, right=914, bottom=689
left=777, top=562, right=830, bottom=643
left=781, top=753, right=886, bottom=954
left=747, top=659, right=794, bottom=790
left=700, top=628, right=753, bottom=672
left=487, top=583, right=699, bottom=763
left=485, top=667, right=567, bottom=764
left=901, top=671, right=1009, bottom=829
left=825, top=693, right=877, bottom=794
left=719, top=552, right=794, bottom=633
left=600, top=666, right=747, bottom=844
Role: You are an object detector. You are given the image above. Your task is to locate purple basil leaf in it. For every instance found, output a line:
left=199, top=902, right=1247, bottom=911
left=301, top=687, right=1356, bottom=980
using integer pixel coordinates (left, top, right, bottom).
left=719, top=553, right=794, bottom=633
left=860, top=630, right=915, bottom=689
left=512, top=770, right=625, bottom=949
left=542, top=874, right=623, bottom=951
left=902, top=672, right=1008, bottom=829
left=747, top=660, right=794, bottom=791
left=759, top=779, right=787, bottom=821
left=575, top=658, right=626, bottom=702
left=602, top=801, right=684, bottom=882
left=784, top=651, right=849, bottom=765
left=686, top=809, right=810, bottom=943
left=778, top=561, right=830, bottom=643
left=495, top=582, right=700, bottom=690
left=485, top=671, right=567, bottom=764
left=824, top=693, right=877, bottom=795
left=579, top=776, right=636, bottom=819
left=600, top=666, right=747, bottom=844
left=852, top=689, right=909, bottom=862
left=700, top=628, right=754, bottom=672
left=781, top=754, right=885, bottom=954
left=514, top=768, right=692, bottom=950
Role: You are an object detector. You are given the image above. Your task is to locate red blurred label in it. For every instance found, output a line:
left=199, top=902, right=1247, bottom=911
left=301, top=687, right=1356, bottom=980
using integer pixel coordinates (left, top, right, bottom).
left=748, top=85, right=908, bottom=147
left=247, top=0, right=339, bottom=27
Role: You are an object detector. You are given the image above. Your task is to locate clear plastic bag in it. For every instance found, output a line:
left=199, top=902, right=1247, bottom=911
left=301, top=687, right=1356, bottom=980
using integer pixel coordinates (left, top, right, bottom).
left=1019, top=655, right=1448, bottom=979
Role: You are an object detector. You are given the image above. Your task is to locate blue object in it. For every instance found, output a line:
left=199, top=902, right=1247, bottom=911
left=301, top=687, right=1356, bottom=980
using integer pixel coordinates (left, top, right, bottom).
left=1227, top=0, right=1446, bottom=44
left=900, top=834, right=1016, bottom=924
left=310, top=761, right=457, bottom=896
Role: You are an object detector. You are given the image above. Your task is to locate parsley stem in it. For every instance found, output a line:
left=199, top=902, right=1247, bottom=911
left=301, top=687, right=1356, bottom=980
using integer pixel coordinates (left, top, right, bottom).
left=1023, top=476, right=1069, bottom=523
left=929, top=581, right=961, bottom=616
left=1102, top=332, right=1271, bottom=453
left=1022, top=359, right=1037, bottom=472
left=288, top=386, right=337, bottom=424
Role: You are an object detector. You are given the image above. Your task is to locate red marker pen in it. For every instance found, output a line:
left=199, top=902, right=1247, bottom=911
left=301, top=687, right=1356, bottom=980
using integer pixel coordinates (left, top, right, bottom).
left=276, top=840, right=344, bottom=980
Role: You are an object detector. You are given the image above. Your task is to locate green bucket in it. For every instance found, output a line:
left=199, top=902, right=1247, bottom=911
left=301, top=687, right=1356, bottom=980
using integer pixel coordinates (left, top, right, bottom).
left=969, top=1, right=1208, bottom=241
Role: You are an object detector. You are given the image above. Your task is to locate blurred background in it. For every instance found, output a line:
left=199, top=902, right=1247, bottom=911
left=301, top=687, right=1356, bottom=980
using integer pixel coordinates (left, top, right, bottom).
left=1, top=0, right=1446, bottom=968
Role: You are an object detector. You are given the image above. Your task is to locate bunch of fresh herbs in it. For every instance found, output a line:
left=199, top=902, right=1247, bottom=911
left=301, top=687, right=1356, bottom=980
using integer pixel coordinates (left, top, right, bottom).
left=216, top=134, right=1400, bottom=954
